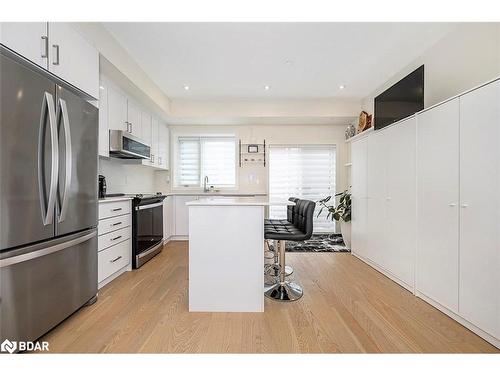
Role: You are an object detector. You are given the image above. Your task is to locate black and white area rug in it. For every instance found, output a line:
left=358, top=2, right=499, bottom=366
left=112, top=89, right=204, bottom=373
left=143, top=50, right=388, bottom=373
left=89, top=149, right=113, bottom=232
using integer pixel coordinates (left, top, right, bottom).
left=268, top=234, right=351, bottom=253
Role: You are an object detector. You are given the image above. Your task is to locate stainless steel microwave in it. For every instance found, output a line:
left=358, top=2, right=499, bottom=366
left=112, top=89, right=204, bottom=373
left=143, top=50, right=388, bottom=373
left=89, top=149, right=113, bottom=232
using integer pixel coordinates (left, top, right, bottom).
left=109, top=130, right=151, bottom=159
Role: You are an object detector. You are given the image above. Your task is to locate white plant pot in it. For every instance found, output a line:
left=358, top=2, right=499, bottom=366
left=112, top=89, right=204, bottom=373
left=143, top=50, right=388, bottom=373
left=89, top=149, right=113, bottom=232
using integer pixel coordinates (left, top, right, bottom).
left=340, top=220, right=351, bottom=249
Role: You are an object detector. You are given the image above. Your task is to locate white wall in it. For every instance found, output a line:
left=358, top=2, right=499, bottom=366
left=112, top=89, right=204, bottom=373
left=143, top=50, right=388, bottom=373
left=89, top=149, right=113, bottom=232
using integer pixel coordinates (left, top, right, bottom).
left=362, top=23, right=500, bottom=119
left=168, top=124, right=349, bottom=196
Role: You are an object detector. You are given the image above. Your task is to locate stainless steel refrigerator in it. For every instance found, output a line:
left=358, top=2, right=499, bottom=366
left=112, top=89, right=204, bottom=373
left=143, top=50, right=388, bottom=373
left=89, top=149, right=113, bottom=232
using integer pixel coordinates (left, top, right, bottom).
left=0, top=46, right=99, bottom=344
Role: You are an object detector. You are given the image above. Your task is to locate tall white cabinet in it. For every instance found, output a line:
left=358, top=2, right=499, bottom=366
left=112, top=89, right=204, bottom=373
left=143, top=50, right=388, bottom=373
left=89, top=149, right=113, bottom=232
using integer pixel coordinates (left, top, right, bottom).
left=458, top=81, right=500, bottom=339
left=351, top=117, right=416, bottom=289
left=351, top=78, right=500, bottom=348
left=416, top=98, right=460, bottom=312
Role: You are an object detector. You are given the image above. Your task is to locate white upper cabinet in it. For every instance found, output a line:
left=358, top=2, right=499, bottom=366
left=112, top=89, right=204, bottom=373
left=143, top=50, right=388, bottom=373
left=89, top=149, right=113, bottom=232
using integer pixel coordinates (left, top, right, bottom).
left=158, top=121, right=170, bottom=170
left=126, top=99, right=142, bottom=138
left=459, top=81, right=500, bottom=338
left=48, top=23, right=99, bottom=98
left=416, top=98, right=460, bottom=312
left=107, top=83, right=128, bottom=132
left=98, top=78, right=109, bottom=157
left=141, top=110, right=152, bottom=146
left=151, top=117, right=160, bottom=166
left=1, top=22, right=48, bottom=69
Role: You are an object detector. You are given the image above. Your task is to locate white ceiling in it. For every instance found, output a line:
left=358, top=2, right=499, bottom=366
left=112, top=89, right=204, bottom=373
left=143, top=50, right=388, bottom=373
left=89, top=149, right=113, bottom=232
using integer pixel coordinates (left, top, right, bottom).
left=103, top=22, right=457, bottom=101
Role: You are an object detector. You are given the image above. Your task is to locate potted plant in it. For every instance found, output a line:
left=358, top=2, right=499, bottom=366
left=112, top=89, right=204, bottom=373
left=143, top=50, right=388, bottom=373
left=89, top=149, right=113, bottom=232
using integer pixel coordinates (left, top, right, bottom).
left=317, top=189, right=352, bottom=248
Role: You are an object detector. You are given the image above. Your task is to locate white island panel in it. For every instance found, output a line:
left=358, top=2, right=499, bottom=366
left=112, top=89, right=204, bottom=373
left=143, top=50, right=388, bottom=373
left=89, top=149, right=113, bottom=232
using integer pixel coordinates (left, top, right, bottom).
left=188, top=204, right=265, bottom=312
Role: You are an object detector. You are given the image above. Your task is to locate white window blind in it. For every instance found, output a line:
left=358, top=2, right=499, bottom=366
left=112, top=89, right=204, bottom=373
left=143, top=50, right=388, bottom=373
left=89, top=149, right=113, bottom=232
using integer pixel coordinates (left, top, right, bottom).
left=177, top=136, right=236, bottom=187
left=268, top=145, right=337, bottom=232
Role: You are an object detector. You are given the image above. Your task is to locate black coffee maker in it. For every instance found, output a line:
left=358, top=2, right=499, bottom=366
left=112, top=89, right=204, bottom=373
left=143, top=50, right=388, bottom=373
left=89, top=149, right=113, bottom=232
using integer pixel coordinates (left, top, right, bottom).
left=98, top=175, right=107, bottom=198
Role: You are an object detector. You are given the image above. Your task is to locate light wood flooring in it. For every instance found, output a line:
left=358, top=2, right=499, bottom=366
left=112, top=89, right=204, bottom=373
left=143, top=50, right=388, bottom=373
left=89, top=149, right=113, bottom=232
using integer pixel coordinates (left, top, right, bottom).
left=42, top=241, right=499, bottom=353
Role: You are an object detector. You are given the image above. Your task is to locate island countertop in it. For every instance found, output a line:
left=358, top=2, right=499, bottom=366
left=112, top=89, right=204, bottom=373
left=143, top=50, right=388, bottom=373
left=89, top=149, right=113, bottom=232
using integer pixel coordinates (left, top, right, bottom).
left=185, top=196, right=294, bottom=206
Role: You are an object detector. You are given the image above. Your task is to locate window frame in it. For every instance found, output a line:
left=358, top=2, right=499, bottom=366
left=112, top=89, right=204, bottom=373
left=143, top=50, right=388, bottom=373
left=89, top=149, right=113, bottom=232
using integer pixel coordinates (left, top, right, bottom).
left=173, top=134, right=239, bottom=190
left=267, top=143, right=338, bottom=233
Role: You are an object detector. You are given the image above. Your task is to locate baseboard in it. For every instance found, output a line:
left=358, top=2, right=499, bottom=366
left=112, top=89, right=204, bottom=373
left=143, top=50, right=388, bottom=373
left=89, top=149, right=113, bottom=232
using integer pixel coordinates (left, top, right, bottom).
left=416, top=291, right=500, bottom=349
left=98, top=265, right=129, bottom=289
left=351, top=251, right=414, bottom=293
left=167, top=235, right=189, bottom=241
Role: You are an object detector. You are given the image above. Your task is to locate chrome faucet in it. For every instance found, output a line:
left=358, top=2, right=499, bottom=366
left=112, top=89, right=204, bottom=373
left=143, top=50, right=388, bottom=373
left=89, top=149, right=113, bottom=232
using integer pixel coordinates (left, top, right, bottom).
left=203, top=176, right=209, bottom=192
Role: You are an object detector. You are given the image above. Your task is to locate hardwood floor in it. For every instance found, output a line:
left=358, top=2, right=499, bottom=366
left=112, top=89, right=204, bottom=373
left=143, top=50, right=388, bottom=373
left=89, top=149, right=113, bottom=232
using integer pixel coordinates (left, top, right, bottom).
left=42, top=241, right=499, bottom=353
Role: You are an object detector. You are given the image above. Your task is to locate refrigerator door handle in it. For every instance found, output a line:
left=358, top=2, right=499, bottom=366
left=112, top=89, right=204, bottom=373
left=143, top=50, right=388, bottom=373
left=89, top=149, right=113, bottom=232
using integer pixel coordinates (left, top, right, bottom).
left=57, top=98, right=72, bottom=223
left=0, top=230, right=96, bottom=268
left=38, top=91, right=58, bottom=225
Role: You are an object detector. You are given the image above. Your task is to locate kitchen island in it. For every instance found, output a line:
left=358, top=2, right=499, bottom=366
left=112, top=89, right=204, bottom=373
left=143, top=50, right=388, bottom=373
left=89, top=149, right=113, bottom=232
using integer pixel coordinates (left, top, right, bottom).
left=186, top=197, right=293, bottom=312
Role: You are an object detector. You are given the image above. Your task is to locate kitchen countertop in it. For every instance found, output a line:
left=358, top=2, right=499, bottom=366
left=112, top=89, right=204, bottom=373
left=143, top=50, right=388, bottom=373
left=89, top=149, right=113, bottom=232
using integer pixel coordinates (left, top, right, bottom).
left=186, top=196, right=293, bottom=206
left=98, top=196, right=134, bottom=203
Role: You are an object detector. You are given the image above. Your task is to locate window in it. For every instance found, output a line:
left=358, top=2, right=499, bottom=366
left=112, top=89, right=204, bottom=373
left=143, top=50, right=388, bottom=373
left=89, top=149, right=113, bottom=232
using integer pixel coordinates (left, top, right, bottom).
left=177, top=136, right=237, bottom=187
left=268, top=145, right=337, bottom=232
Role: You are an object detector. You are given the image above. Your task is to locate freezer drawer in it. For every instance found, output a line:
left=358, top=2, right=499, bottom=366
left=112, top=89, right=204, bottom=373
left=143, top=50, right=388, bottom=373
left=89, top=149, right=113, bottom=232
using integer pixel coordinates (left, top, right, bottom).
left=0, top=230, right=97, bottom=344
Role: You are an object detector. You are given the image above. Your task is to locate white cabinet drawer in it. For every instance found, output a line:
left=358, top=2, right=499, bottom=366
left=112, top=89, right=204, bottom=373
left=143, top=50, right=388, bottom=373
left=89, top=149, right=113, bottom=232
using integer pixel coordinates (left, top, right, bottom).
left=99, top=200, right=131, bottom=220
left=98, top=214, right=131, bottom=236
left=98, top=226, right=131, bottom=252
left=98, top=239, right=131, bottom=283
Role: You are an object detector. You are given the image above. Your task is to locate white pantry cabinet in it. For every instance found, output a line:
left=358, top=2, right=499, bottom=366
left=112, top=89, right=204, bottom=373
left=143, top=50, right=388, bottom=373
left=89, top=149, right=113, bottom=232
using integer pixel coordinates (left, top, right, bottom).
left=0, top=22, right=48, bottom=68
left=416, top=98, right=460, bottom=312
left=350, top=137, right=368, bottom=259
left=352, top=117, right=416, bottom=288
left=458, top=81, right=500, bottom=338
left=1, top=22, right=99, bottom=98
left=48, top=23, right=99, bottom=98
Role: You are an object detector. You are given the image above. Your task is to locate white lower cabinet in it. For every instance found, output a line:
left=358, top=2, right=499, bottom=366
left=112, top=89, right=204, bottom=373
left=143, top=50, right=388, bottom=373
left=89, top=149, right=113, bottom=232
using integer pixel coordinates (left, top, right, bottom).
left=98, top=200, right=132, bottom=288
left=174, top=196, right=198, bottom=236
left=163, top=195, right=174, bottom=241
left=416, top=98, right=460, bottom=312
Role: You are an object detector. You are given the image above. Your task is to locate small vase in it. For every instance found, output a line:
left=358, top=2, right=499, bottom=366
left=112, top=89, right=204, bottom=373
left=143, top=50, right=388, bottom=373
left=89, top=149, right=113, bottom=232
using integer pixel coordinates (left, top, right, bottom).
left=340, top=220, right=351, bottom=249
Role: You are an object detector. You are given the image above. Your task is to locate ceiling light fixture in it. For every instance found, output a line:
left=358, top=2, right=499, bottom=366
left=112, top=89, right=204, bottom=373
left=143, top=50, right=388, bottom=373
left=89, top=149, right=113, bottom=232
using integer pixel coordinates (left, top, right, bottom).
left=184, top=85, right=190, bottom=91
left=339, top=85, right=346, bottom=90
left=264, top=85, right=270, bottom=91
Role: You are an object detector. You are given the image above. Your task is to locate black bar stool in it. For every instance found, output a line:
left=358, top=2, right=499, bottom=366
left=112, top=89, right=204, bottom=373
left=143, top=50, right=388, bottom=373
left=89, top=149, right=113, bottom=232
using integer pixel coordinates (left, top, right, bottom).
left=264, top=197, right=298, bottom=278
left=264, top=199, right=316, bottom=301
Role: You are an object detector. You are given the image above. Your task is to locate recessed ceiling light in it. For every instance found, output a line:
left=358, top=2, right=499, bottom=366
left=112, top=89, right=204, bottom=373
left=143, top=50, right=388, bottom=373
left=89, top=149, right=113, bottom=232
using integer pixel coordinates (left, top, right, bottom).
left=339, top=85, right=346, bottom=90
left=184, top=85, right=190, bottom=91
left=264, top=85, right=270, bottom=91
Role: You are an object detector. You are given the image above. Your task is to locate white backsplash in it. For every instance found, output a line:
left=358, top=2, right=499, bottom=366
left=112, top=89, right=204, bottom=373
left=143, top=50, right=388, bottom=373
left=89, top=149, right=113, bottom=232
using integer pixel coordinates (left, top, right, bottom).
left=99, top=157, right=160, bottom=194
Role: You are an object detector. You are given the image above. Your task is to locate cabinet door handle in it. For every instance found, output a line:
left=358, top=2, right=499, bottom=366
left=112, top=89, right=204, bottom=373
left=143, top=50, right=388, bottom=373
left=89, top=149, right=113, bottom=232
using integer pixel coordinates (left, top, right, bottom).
left=41, top=36, right=48, bottom=58
left=158, top=156, right=162, bottom=165
left=111, top=208, right=122, bottom=212
left=110, top=235, right=122, bottom=241
left=110, top=255, right=122, bottom=263
left=111, top=221, right=122, bottom=226
left=52, top=44, right=60, bottom=65
left=448, top=203, right=457, bottom=207
left=461, top=204, right=469, bottom=208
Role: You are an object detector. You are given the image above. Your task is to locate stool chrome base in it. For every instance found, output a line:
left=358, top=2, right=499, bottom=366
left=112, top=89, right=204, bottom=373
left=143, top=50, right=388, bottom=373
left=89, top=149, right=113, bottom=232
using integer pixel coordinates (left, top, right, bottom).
left=265, top=282, right=303, bottom=301
left=264, top=263, right=293, bottom=277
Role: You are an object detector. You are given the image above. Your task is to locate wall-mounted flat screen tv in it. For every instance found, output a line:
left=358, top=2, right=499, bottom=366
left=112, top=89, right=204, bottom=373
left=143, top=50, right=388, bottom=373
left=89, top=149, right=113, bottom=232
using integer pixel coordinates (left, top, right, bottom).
left=374, top=65, right=424, bottom=130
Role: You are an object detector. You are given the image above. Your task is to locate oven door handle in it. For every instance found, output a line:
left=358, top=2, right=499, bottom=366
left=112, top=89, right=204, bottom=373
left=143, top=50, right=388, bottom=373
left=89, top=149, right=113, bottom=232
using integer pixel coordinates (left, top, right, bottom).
left=136, top=202, right=164, bottom=210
